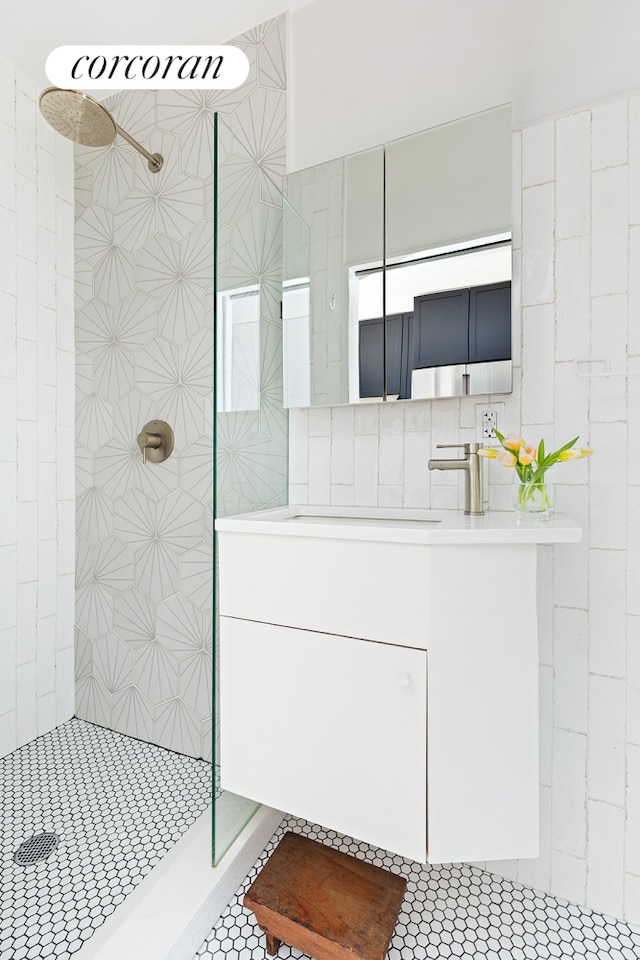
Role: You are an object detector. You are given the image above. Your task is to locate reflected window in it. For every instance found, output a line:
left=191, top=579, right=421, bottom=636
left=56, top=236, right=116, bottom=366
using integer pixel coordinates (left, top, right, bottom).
left=283, top=277, right=311, bottom=408
left=355, top=235, right=511, bottom=321
left=217, top=285, right=260, bottom=412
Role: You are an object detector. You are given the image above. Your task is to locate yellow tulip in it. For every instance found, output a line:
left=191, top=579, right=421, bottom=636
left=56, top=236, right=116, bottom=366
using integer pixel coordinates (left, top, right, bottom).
left=518, top=443, right=537, bottom=465
left=477, top=447, right=497, bottom=458
left=496, top=450, right=517, bottom=468
left=503, top=433, right=524, bottom=452
left=558, top=448, right=593, bottom=461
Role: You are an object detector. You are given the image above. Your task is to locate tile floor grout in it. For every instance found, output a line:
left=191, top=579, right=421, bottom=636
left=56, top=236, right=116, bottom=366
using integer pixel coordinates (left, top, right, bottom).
left=3, top=721, right=640, bottom=960
left=193, top=816, right=640, bottom=960
left=0, top=718, right=212, bottom=960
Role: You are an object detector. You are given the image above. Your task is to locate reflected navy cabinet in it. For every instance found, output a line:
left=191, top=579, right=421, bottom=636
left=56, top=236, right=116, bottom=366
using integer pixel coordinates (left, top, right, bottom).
left=411, top=289, right=470, bottom=369
left=468, top=282, right=511, bottom=363
left=358, top=281, right=511, bottom=399
left=359, top=313, right=411, bottom=399
left=412, top=281, right=511, bottom=370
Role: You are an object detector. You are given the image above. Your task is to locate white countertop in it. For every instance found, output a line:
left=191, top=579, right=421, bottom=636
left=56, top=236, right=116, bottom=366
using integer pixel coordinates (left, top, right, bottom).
left=215, top=504, right=582, bottom=545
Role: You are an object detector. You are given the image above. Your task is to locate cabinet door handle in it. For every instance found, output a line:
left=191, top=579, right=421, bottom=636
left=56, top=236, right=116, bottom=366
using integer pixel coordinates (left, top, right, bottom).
left=399, top=674, right=411, bottom=687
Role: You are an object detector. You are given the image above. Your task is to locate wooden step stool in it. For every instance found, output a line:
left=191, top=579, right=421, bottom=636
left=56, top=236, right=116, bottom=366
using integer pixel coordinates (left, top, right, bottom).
left=243, top=831, right=407, bottom=960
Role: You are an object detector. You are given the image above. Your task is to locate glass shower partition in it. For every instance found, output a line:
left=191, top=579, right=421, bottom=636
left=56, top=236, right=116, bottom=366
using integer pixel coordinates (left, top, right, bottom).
left=212, top=114, right=289, bottom=863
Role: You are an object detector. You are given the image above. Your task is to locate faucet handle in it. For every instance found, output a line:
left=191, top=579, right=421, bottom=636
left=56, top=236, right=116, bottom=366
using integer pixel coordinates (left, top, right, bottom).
left=435, top=442, right=484, bottom=456
left=436, top=442, right=483, bottom=450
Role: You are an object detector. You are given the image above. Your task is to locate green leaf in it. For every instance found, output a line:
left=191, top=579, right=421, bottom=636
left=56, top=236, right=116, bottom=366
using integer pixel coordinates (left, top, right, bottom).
left=555, top=435, right=579, bottom=456
left=538, top=438, right=545, bottom=464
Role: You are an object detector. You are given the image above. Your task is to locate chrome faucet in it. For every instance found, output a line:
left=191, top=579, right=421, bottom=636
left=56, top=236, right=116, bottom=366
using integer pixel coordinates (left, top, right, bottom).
left=428, top=442, right=484, bottom=516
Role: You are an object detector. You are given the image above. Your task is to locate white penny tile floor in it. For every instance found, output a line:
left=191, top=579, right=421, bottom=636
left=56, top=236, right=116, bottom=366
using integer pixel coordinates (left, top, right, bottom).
left=194, top=815, right=640, bottom=960
left=0, top=718, right=212, bottom=960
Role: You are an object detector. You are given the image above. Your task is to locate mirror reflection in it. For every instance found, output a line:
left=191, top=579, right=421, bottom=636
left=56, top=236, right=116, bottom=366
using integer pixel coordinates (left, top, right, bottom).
left=282, top=104, right=512, bottom=406
left=282, top=198, right=311, bottom=407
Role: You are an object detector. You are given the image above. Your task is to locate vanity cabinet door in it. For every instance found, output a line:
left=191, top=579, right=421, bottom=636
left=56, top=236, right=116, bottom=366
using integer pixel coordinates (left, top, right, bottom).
left=220, top=616, right=428, bottom=862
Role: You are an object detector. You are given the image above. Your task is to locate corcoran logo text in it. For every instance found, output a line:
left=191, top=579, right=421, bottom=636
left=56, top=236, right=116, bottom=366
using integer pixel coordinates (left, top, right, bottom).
left=46, top=45, right=250, bottom=89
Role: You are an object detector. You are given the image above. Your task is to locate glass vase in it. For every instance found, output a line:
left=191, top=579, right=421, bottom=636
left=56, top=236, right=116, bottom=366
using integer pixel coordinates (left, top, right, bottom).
left=512, top=478, right=555, bottom=520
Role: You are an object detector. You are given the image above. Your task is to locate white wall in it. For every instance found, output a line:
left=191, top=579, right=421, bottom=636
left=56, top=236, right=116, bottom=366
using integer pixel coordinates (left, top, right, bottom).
left=288, top=93, right=640, bottom=925
left=288, top=0, right=640, bottom=170
left=0, top=56, right=75, bottom=757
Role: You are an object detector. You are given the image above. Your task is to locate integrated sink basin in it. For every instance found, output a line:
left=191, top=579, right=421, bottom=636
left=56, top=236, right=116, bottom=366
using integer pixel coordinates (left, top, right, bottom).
left=216, top=503, right=581, bottom=544
left=285, top=513, right=442, bottom=528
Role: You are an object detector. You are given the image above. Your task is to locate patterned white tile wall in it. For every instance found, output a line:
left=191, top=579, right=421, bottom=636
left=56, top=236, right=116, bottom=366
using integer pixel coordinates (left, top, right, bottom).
left=0, top=57, right=76, bottom=759
left=289, top=93, right=640, bottom=926
left=73, top=15, right=288, bottom=761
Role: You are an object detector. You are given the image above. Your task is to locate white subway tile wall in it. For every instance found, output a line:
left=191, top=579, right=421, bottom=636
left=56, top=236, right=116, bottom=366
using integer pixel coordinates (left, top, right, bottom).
left=289, top=97, right=640, bottom=924
left=0, top=57, right=75, bottom=757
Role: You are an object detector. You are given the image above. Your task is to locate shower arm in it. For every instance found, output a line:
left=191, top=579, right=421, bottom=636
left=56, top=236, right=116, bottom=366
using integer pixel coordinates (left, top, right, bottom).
left=114, top=123, right=163, bottom=172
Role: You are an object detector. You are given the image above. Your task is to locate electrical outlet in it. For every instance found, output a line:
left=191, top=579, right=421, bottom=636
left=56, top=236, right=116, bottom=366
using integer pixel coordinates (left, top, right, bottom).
left=475, top=402, right=505, bottom=442
left=482, top=410, right=498, bottom=438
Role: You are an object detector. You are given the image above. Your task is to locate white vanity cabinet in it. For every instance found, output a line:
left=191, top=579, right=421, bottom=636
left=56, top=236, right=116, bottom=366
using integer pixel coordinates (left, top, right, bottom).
left=221, top=618, right=427, bottom=861
left=217, top=505, right=581, bottom=864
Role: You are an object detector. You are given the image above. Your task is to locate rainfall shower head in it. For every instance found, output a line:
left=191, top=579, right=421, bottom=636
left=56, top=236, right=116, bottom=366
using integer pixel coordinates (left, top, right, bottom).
left=39, top=87, right=163, bottom=172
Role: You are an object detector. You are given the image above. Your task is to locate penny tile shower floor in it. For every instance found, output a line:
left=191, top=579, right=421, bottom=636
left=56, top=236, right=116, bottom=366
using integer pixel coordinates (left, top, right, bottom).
left=0, top=718, right=212, bottom=960
left=194, top=816, right=640, bottom=960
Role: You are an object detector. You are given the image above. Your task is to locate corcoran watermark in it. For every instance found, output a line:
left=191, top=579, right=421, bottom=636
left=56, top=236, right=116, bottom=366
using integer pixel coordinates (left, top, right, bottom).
left=46, top=45, right=250, bottom=90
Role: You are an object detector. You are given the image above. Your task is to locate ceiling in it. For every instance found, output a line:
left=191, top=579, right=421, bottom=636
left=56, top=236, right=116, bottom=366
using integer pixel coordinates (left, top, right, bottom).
left=0, top=0, right=313, bottom=89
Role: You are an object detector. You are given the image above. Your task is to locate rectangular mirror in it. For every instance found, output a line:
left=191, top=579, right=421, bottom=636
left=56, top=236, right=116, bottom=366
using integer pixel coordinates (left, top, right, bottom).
left=283, top=104, right=512, bottom=406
